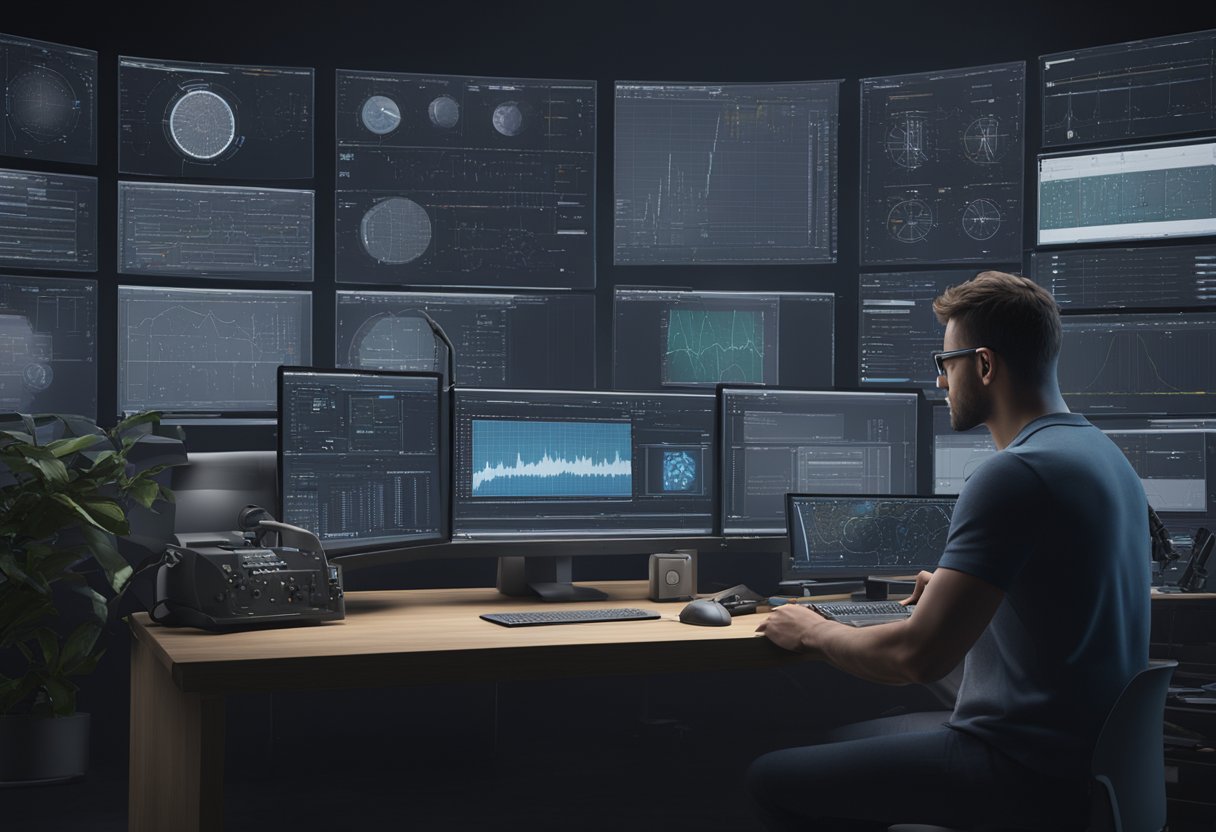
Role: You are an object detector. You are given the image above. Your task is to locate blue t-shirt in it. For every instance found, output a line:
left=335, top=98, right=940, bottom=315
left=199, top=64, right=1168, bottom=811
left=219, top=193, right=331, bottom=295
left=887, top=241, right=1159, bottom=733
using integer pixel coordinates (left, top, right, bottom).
left=938, top=412, right=1149, bottom=779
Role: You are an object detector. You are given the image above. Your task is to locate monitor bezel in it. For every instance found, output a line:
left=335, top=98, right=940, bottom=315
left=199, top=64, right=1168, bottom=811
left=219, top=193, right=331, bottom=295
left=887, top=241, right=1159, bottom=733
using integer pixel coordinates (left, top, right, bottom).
left=276, top=365, right=450, bottom=555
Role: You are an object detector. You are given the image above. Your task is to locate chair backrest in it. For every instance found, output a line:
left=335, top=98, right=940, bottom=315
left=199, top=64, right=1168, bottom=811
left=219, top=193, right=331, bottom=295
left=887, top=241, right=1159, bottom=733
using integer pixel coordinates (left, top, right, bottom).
left=1090, top=659, right=1178, bottom=832
left=169, top=450, right=278, bottom=534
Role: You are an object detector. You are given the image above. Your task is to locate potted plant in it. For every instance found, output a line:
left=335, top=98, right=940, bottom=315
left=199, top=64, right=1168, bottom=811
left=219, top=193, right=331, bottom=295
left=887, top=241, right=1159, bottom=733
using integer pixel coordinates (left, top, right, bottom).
left=0, top=411, right=182, bottom=785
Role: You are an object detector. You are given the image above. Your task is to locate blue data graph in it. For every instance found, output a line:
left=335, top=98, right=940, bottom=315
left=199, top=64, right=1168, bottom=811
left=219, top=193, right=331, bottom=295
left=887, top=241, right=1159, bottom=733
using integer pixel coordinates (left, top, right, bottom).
left=664, top=309, right=765, bottom=384
left=471, top=420, right=632, bottom=497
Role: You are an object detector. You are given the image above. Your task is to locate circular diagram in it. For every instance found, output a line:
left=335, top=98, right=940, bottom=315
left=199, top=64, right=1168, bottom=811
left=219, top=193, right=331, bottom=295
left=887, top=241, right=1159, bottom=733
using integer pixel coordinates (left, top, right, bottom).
left=963, top=117, right=1006, bottom=164
left=886, top=115, right=928, bottom=169
left=886, top=200, right=933, bottom=244
left=168, top=89, right=236, bottom=160
left=428, top=95, right=460, bottom=129
left=8, top=67, right=80, bottom=142
left=492, top=101, right=524, bottom=137
left=23, top=362, right=53, bottom=391
left=361, top=95, right=401, bottom=135
left=962, top=198, right=1002, bottom=241
left=359, top=197, right=433, bottom=265
left=349, top=312, right=440, bottom=373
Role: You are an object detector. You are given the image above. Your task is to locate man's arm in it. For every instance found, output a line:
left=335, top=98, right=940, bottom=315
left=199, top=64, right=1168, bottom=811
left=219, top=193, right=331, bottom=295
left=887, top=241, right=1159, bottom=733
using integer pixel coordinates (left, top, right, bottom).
left=755, top=567, right=1004, bottom=685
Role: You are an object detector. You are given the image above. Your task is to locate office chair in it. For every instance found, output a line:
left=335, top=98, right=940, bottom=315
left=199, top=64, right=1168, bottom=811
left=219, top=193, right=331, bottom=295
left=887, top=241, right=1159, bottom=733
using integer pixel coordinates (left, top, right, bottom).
left=888, top=659, right=1178, bottom=832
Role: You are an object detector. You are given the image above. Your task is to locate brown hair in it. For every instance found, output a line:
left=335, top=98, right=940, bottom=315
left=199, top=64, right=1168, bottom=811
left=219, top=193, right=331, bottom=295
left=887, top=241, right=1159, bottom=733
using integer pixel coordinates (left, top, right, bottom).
left=932, top=271, right=1062, bottom=387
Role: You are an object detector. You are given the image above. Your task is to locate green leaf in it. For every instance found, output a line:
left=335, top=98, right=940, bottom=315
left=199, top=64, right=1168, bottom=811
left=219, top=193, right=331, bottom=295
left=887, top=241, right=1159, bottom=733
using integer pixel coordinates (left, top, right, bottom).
left=0, top=552, right=38, bottom=590
left=79, top=526, right=132, bottom=594
left=81, top=499, right=129, bottom=534
left=24, top=454, right=69, bottom=485
left=45, top=433, right=103, bottom=459
left=127, top=478, right=159, bottom=509
left=0, top=428, right=35, bottom=446
left=49, top=493, right=109, bottom=532
left=115, top=410, right=161, bottom=435
left=68, top=582, right=108, bottom=623
left=34, top=628, right=60, bottom=672
left=60, top=622, right=102, bottom=673
left=0, top=673, right=43, bottom=715
left=42, top=676, right=77, bottom=717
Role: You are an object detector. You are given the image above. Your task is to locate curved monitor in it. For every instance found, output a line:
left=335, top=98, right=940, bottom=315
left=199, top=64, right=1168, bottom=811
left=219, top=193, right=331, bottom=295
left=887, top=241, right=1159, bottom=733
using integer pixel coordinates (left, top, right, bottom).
left=278, top=367, right=448, bottom=554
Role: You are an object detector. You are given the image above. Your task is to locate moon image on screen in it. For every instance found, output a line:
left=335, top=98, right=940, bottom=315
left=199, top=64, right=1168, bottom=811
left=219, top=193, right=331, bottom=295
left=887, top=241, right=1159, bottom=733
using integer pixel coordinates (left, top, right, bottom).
left=168, top=89, right=236, bottom=160
left=8, top=67, right=80, bottom=142
left=428, top=95, right=460, bottom=129
left=361, top=95, right=401, bottom=135
left=360, top=197, right=433, bottom=265
left=492, top=101, right=524, bottom=137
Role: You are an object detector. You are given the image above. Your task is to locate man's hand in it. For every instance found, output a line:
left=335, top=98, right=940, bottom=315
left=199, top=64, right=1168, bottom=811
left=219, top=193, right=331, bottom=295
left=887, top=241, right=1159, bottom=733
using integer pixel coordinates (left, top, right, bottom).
left=755, top=603, right=835, bottom=656
left=901, top=570, right=934, bottom=606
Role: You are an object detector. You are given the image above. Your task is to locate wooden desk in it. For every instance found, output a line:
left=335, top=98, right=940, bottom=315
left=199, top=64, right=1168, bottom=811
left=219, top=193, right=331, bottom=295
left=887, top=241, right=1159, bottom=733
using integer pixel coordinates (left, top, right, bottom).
left=127, top=581, right=802, bottom=832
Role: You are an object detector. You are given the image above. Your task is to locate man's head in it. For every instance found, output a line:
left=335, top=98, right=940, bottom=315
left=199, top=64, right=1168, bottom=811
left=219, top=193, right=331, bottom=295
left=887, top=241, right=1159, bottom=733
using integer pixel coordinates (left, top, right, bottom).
left=932, top=271, right=1062, bottom=431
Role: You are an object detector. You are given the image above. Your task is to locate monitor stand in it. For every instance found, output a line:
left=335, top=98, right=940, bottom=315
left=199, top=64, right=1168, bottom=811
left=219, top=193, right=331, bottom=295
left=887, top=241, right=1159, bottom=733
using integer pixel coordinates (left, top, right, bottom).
left=496, top=556, right=609, bottom=602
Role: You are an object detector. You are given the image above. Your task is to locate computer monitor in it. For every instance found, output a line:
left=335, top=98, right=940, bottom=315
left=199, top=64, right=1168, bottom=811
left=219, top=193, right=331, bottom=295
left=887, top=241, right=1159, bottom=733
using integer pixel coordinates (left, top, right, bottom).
left=858, top=270, right=977, bottom=398
left=612, top=288, right=835, bottom=391
left=1057, top=311, right=1216, bottom=416
left=1101, top=428, right=1216, bottom=517
left=1038, top=139, right=1216, bottom=246
left=335, top=290, right=595, bottom=389
left=785, top=493, right=955, bottom=580
left=1029, top=244, right=1216, bottom=311
left=453, top=388, right=715, bottom=539
left=118, top=285, right=312, bottom=417
left=931, top=402, right=998, bottom=495
left=278, top=368, right=447, bottom=554
left=721, top=388, right=920, bottom=535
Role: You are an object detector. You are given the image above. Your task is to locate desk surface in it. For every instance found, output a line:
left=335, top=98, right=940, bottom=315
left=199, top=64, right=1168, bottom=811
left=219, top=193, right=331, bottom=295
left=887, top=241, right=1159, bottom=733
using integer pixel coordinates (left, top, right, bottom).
left=128, top=580, right=804, bottom=694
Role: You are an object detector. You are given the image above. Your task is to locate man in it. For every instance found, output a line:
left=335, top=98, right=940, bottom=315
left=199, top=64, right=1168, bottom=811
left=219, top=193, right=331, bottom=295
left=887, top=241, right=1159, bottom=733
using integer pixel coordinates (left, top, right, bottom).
left=748, top=271, right=1150, bottom=830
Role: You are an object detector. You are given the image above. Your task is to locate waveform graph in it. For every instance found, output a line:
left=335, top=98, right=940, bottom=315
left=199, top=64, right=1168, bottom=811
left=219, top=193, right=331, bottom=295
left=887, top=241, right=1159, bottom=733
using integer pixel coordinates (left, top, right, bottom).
left=470, top=419, right=632, bottom=498
left=662, top=309, right=766, bottom=385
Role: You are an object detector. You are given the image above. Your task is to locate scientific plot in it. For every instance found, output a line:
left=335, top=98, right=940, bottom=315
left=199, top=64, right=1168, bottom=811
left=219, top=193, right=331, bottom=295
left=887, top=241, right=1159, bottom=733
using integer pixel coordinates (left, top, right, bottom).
left=861, top=62, right=1025, bottom=265
left=0, top=167, right=96, bottom=271
left=118, top=182, right=313, bottom=280
left=1042, top=30, right=1216, bottom=147
left=614, top=80, right=839, bottom=265
left=0, top=275, right=96, bottom=418
left=0, top=33, right=96, bottom=165
left=118, top=286, right=311, bottom=414
left=1030, top=243, right=1216, bottom=309
left=119, top=56, right=313, bottom=179
left=335, top=70, right=595, bottom=289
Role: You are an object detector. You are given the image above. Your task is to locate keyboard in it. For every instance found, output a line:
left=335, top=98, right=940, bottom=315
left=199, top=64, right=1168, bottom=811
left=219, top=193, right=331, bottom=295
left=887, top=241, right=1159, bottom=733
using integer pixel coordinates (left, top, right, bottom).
left=480, top=608, right=662, bottom=627
left=807, top=600, right=913, bottom=627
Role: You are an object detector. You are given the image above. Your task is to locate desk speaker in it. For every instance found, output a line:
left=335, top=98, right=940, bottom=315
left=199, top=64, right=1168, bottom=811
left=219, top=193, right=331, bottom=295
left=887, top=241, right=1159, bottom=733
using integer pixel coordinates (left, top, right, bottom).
left=648, top=552, right=695, bottom=601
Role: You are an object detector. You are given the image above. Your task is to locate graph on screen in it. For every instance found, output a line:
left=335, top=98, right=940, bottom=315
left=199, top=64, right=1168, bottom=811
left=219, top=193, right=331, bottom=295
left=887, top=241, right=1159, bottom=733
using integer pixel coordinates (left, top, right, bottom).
left=1030, top=244, right=1216, bottom=309
left=470, top=420, right=632, bottom=498
left=0, top=33, right=96, bottom=165
left=118, top=182, right=314, bottom=280
left=118, top=286, right=311, bottom=414
left=1058, top=312, right=1216, bottom=415
left=0, top=168, right=96, bottom=271
left=664, top=309, right=765, bottom=385
left=1041, top=30, right=1216, bottom=147
left=335, top=70, right=595, bottom=289
left=860, top=61, right=1025, bottom=265
left=0, top=275, right=96, bottom=418
left=1038, top=140, right=1216, bottom=245
left=614, top=80, right=839, bottom=265
left=119, top=56, right=313, bottom=179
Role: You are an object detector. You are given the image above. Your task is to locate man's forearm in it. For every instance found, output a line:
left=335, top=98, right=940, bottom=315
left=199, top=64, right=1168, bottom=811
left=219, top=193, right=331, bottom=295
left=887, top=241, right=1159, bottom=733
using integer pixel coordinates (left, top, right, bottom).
left=803, top=619, right=925, bottom=686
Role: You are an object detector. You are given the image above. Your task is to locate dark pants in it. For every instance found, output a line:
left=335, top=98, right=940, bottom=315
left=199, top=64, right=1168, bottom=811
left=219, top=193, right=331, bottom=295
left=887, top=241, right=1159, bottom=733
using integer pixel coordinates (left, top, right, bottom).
left=746, top=711, right=1088, bottom=831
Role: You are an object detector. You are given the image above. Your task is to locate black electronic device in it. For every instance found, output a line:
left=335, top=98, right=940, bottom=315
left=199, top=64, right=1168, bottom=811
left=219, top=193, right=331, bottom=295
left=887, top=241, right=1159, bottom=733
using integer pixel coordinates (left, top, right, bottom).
left=806, top=599, right=913, bottom=627
left=479, top=608, right=660, bottom=627
left=152, top=519, right=344, bottom=631
left=677, top=598, right=733, bottom=627
left=1170, top=528, right=1214, bottom=594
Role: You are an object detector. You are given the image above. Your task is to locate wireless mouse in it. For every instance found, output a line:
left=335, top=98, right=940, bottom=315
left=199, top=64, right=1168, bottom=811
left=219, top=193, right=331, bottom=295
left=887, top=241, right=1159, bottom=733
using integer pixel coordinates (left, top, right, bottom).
left=678, top=598, right=733, bottom=627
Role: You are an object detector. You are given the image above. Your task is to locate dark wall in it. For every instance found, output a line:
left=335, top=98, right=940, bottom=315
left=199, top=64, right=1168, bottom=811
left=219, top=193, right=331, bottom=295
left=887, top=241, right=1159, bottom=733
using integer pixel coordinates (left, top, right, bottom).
left=7, top=3, right=1216, bottom=827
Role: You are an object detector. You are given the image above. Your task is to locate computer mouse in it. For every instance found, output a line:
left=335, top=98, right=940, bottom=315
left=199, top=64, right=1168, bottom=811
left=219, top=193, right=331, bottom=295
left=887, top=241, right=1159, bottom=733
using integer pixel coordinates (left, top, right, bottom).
left=678, top=598, right=733, bottom=627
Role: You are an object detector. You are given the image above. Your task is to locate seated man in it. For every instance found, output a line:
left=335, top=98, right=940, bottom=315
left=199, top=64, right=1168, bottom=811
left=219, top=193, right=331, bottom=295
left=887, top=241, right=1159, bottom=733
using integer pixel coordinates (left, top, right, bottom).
left=749, top=272, right=1150, bottom=831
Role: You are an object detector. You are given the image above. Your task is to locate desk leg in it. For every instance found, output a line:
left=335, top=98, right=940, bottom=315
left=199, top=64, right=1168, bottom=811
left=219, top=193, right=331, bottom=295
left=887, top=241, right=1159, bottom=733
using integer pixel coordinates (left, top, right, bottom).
left=129, top=637, right=225, bottom=832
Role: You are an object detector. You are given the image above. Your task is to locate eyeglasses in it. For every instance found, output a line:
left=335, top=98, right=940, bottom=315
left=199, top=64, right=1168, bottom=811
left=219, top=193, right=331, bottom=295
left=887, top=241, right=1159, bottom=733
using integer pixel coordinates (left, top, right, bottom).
left=933, top=347, right=984, bottom=377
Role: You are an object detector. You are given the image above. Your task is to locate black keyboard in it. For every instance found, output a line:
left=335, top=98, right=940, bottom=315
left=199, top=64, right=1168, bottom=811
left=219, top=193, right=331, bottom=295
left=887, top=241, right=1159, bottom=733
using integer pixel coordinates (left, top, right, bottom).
left=808, top=600, right=913, bottom=626
left=480, top=608, right=661, bottom=627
